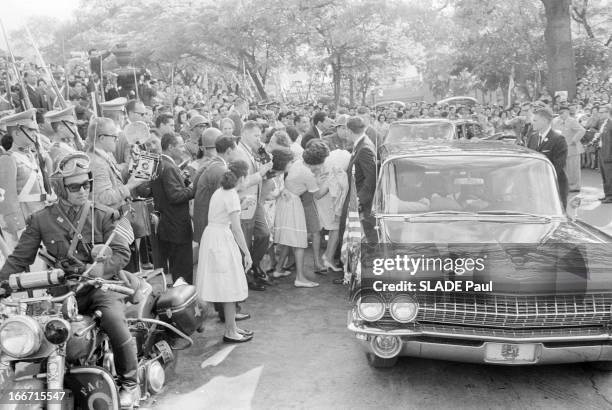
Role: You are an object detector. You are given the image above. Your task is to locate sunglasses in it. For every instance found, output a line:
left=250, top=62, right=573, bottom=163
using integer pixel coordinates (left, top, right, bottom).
left=65, top=180, right=92, bottom=193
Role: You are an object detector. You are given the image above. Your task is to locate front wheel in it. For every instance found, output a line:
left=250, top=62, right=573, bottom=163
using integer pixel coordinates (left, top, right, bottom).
left=366, top=352, right=398, bottom=368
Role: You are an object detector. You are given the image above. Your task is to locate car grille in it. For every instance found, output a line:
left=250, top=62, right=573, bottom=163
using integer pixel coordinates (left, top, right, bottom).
left=410, top=293, right=612, bottom=328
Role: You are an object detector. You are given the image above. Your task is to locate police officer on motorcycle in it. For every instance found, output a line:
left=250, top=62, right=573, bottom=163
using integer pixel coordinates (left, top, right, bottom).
left=0, top=152, right=140, bottom=408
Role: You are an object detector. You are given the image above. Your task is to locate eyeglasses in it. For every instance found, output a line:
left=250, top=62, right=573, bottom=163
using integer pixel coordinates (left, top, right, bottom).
left=65, top=180, right=92, bottom=193
left=133, top=112, right=147, bottom=117
left=99, top=133, right=118, bottom=141
left=59, top=154, right=90, bottom=176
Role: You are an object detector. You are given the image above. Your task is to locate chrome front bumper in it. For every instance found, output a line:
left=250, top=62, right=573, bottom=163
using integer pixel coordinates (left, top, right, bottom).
left=349, top=313, right=612, bottom=364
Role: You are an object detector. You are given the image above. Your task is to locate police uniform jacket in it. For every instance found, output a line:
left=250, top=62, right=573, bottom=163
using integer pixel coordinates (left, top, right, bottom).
left=0, top=149, right=48, bottom=234
left=88, top=148, right=131, bottom=210
left=0, top=201, right=131, bottom=281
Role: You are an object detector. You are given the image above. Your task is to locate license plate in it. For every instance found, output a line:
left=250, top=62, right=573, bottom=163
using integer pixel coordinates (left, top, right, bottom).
left=484, top=343, right=538, bottom=364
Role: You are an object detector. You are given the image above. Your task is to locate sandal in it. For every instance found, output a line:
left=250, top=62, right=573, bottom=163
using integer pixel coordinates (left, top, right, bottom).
left=237, top=328, right=254, bottom=336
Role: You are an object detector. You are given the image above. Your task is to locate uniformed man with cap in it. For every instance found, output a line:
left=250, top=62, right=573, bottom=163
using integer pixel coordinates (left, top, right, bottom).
left=0, top=109, right=53, bottom=253
left=100, top=97, right=131, bottom=166
left=100, top=97, right=127, bottom=131
left=86, top=117, right=145, bottom=210
left=186, top=126, right=219, bottom=180
left=0, top=152, right=140, bottom=407
left=44, top=106, right=82, bottom=167
left=186, top=114, right=211, bottom=160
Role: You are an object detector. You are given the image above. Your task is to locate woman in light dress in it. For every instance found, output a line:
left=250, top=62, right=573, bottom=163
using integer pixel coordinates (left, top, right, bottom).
left=272, top=140, right=330, bottom=288
left=195, top=160, right=254, bottom=343
left=314, top=149, right=350, bottom=271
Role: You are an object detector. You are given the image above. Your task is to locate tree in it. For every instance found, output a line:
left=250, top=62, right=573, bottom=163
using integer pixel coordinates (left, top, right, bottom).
left=541, top=0, right=577, bottom=99
left=287, top=0, right=412, bottom=106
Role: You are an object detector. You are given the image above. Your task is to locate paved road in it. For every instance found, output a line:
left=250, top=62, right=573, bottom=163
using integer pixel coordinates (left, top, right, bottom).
left=148, top=169, right=612, bottom=410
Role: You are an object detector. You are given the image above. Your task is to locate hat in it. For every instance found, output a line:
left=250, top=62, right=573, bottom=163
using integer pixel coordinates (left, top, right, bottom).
left=2, top=108, right=38, bottom=130
left=99, top=97, right=127, bottom=112
left=332, top=114, right=350, bottom=127
left=56, top=152, right=91, bottom=177
left=189, top=115, right=210, bottom=129
left=44, top=106, right=77, bottom=124
left=200, top=128, right=222, bottom=148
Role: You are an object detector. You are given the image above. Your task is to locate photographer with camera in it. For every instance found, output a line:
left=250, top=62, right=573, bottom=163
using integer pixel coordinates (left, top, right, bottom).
left=150, top=133, right=195, bottom=284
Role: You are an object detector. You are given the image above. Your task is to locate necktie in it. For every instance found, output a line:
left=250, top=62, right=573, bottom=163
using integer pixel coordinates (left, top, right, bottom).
left=67, top=207, right=78, bottom=221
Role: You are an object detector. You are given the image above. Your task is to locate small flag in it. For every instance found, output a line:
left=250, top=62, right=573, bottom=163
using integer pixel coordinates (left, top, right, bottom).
left=341, top=179, right=362, bottom=284
left=114, top=214, right=135, bottom=244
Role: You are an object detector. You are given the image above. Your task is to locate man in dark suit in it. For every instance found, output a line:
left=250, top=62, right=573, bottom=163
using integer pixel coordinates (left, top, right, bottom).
left=343, top=116, right=377, bottom=243
left=23, top=71, right=45, bottom=110
left=594, top=105, right=612, bottom=203
left=301, top=111, right=333, bottom=149
left=530, top=107, right=569, bottom=209
left=150, top=133, right=195, bottom=283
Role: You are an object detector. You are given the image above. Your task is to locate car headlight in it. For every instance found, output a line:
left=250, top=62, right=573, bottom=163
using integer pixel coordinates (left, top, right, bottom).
left=357, top=295, right=385, bottom=321
left=389, top=295, right=419, bottom=323
left=0, top=316, right=43, bottom=358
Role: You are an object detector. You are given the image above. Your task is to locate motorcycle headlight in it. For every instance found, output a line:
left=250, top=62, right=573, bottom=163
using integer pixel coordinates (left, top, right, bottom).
left=44, top=318, right=71, bottom=345
left=357, top=295, right=385, bottom=321
left=0, top=316, right=42, bottom=358
left=389, top=295, right=419, bottom=323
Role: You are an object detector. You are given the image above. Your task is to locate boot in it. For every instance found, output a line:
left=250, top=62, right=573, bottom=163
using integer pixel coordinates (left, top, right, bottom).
left=114, top=337, right=140, bottom=408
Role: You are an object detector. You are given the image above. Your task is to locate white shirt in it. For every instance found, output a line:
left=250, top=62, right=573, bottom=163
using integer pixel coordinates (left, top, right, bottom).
left=538, top=126, right=551, bottom=146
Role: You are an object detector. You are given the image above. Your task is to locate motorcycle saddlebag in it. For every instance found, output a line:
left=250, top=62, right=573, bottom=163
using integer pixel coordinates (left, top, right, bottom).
left=155, top=284, right=202, bottom=335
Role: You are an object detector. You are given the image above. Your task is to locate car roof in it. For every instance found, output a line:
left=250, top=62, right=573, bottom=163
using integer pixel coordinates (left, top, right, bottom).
left=452, top=119, right=480, bottom=125
left=390, top=118, right=453, bottom=126
left=379, top=140, right=543, bottom=161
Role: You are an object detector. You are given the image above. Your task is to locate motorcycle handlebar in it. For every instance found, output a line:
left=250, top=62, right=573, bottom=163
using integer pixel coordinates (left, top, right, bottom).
left=68, top=279, right=135, bottom=296
left=99, top=283, right=135, bottom=296
left=2, top=270, right=135, bottom=297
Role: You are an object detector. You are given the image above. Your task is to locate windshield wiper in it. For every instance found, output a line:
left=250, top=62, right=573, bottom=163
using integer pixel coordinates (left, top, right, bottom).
left=476, top=210, right=552, bottom=221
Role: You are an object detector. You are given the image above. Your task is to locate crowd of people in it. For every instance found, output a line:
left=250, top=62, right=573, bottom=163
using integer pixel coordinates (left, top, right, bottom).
left=1, top=54, right=612, bottom=404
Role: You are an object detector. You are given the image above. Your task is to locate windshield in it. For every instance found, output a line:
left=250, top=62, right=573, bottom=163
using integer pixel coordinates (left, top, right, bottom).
left=384, top=122, right=454, bottom=145
left=376, top=155, right=563, bottom=216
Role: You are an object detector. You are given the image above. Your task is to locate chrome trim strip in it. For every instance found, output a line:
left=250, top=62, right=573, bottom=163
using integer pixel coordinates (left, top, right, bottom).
left=348, top=322, right=612, bottom=343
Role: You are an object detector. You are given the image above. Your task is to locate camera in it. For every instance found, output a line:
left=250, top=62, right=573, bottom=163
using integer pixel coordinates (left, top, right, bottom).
left=257, top=145, right=271, bottom=164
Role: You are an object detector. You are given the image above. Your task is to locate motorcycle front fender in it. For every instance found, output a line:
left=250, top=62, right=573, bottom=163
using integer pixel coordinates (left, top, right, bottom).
left=64, top=366, right=119, bottom=410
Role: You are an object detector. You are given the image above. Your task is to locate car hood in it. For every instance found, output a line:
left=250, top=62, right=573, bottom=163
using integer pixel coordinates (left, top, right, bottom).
left=365, top=219, right=612, bottom=293
left=380, top=218, right=606, bottom=244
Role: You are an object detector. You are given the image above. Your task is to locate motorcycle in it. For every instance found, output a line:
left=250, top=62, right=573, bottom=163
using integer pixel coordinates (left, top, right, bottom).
left=0, top=267, right=206, bottom=409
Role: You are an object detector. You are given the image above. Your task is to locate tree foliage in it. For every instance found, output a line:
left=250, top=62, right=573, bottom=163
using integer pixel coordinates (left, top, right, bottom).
left=8, top=0, right=611, bottom=103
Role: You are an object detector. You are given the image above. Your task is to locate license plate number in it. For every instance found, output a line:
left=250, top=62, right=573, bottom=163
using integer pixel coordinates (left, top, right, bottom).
left=484, top=343, right=538, bottom=363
